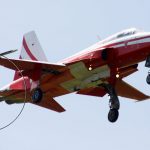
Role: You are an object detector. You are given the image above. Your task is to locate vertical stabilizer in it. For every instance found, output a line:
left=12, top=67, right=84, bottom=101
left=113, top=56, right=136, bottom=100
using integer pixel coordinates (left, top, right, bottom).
left=20, top=31, right=47, bottom=61
left=14, top=31, right=47, bottom=80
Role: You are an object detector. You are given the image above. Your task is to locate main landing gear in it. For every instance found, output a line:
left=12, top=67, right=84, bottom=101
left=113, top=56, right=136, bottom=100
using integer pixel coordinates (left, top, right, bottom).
left=32, top=88, right=43, bottom=103
left=31, top=85, right=120, bottom=122
left=102, top=84, right=120, bottom=123
left=145, top=55, right=150, bottom=85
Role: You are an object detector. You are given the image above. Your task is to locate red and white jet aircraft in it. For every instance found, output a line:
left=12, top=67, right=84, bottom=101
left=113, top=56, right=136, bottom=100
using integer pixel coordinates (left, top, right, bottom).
left=0, top=28, right=150, bottom=123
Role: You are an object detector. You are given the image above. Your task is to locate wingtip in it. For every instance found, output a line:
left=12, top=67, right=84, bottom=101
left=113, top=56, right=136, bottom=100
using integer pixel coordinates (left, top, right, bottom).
left=58, top=109, right=66, bottom=113
left=135, top=95, right=150, bottom=102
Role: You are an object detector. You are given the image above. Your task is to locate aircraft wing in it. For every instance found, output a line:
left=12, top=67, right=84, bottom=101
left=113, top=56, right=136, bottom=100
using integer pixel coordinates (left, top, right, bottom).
left=115, top=79, right=150, bottom=101
left=77, top=79, right=150, bottom=101
left=0, top=90, right=65, bottom=112
left=0, top=57, right=67, bottom=76
left=34, top=94, right=65, bottom=112
left=77, top=87, right=106, bottom=97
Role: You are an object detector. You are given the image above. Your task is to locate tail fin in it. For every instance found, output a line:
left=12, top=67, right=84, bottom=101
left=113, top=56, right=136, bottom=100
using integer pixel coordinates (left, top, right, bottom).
left=14, top=31, right=47, bottom=80
left=20, top=31, right=47, bottom=61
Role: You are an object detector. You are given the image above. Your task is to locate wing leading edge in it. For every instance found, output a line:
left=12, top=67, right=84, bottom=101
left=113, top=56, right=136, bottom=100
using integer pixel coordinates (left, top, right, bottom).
left=0, top=57, right=66, bottom=74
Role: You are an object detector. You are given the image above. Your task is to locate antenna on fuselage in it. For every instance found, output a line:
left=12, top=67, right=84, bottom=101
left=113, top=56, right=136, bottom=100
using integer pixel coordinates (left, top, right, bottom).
left=97, top=35, right=101, bottom=41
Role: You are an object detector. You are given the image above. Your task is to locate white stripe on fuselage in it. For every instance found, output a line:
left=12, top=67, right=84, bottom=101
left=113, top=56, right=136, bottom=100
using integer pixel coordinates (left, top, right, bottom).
left=113, top=37, right=150, bottom=48
left=113, top=43, right=125, bottom=48
left=127, top=37, right=150, bottom=45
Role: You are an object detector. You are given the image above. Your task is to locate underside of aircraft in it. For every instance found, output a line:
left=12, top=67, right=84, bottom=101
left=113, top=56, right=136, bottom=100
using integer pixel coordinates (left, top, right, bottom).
left=0, top=28, right=150, bottom=123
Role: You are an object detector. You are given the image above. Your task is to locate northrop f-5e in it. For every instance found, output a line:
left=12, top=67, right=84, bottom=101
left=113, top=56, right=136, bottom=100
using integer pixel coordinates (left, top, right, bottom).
left=0, top=28, right=150, bottom=123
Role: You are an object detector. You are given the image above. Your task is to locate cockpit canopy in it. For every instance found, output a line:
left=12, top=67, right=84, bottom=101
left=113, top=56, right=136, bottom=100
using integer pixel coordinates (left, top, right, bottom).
left=116, top=28, right=139, bottom=38
left=101, top=28, right=141, bottom=44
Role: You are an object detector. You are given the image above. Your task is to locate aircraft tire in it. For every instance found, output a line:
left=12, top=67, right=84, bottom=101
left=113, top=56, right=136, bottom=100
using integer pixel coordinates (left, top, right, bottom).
left=5, top=100, right=15, bottom=105
left=32, top=88, right=43, bottom=103
left=146, top=74, right=150, bottom=85
left=108, top=108, right=119, bottom=123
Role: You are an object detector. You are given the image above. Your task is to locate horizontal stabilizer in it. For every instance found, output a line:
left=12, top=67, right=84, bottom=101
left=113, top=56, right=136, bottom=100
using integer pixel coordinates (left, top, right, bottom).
left=0, top=57, right=67, bottom=81
left=115, top=80, right=150, bottom=101
left=0, top=57, right=66, bottom=72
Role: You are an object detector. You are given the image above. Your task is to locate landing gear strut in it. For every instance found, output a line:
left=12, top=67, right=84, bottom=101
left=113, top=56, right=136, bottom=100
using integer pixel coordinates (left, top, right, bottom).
left=32, top=88, right=43, bottom=103
left=102, top=84, right=120, bottom=123
left=145, top=55, right=150, bottom=85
